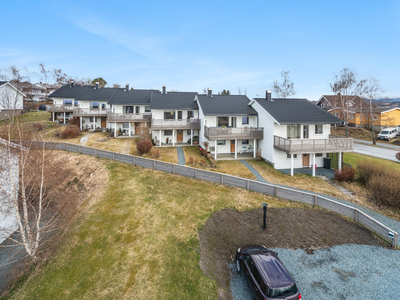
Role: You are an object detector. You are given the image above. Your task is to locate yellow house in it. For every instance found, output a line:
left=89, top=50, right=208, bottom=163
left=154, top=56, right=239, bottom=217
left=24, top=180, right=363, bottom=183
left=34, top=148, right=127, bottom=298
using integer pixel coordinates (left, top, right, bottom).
left=350, top=108, right=400, bottom=130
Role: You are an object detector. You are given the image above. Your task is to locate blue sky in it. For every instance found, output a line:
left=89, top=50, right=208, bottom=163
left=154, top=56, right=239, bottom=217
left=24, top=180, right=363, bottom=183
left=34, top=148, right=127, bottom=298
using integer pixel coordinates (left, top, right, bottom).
left=1, top=0, right=400, bottom=99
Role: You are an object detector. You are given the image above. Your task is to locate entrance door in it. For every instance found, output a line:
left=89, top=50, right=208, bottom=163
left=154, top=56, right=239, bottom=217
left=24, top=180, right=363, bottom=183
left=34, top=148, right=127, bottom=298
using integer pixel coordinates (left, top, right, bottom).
left=101, top=117, right=106, bottom=128
left=303, top=125, right=309, bottom=139
left=177, top=130, right=183, bottom=142
left=230, top=140, right=235, bottom=153
left=302, top=154, right=309, bottom=167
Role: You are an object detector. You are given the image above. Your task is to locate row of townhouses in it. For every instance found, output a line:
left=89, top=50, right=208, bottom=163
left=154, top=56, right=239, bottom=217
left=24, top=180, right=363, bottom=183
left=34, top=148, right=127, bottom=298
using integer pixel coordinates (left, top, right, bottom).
left=48, top=82, right=354, bottom=176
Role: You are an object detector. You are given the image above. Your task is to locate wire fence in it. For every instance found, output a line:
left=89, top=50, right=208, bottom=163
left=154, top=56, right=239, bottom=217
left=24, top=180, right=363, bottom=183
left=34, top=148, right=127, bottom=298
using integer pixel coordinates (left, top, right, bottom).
left=35, top=141, right=398, bottom=248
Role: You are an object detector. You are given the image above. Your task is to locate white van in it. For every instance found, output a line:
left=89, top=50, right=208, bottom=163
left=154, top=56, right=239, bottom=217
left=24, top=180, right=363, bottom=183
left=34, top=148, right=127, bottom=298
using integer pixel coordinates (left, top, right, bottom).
left=397, top=125, right=400, bottom=136
left=378, top=128, right=398, bottom=140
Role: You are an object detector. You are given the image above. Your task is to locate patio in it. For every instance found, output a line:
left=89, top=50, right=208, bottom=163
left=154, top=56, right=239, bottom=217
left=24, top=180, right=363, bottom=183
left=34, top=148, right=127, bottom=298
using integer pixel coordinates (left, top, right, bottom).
left=279, top=167, right=335, bottom=179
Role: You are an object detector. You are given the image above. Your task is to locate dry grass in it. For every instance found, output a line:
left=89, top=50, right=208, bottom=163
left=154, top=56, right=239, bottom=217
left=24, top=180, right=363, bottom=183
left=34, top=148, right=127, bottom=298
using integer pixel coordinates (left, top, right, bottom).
left=183, top=146, right=209, bottom=166
left=211, top=160, right=256, bottom=180
left=247, top=160, right=352, bottom=200
left=86, top=133, right=133, bottom=154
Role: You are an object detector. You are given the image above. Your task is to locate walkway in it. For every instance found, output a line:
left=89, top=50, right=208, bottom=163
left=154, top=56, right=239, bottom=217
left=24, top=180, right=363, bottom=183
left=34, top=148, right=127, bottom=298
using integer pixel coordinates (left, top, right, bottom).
left=239, top=160, right=267, bottom=183
left=177, top=147, right=185, bottom=165
left=79, top=133, right=94, bottom=144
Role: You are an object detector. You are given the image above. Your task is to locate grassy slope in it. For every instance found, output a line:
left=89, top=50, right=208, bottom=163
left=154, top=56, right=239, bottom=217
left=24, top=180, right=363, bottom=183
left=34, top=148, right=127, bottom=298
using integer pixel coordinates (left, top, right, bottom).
left=9, top=159, right=292, bottom=300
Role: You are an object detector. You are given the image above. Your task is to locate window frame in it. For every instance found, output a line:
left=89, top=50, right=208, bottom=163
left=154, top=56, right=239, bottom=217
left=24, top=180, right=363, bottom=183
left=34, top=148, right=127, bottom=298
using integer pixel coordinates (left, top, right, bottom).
left=164, top=130, right=173, bottom=136
left=315, top=124, right=323, bottom=134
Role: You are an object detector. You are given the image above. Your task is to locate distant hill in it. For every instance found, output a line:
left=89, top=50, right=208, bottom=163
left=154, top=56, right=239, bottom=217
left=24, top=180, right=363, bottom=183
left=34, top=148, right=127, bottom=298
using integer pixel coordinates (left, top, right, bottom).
left=373, top=97, right=400, bottom=108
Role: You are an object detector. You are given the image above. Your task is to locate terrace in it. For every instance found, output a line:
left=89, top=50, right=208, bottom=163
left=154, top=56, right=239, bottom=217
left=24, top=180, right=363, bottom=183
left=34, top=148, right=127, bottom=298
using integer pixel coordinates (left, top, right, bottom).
left=204, top=126, right=264, bottom=140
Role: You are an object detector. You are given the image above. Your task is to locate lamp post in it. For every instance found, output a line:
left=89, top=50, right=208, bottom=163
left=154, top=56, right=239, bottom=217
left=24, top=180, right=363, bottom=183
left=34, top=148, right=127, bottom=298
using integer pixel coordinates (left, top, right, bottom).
left=262, top=203, right=268, bottom=231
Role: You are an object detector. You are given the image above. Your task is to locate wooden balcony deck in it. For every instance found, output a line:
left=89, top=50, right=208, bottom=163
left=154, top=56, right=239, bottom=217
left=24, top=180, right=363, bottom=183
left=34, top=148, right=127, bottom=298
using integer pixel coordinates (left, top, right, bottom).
left=274, top=135, right=353, bottom=154
left=47, top=105, right=75, bottom=112
left=108, top=112, right=152, bottom=122
left=73, top=108, right=111, bottom=117
left=204, top=126, right=263, bottom=140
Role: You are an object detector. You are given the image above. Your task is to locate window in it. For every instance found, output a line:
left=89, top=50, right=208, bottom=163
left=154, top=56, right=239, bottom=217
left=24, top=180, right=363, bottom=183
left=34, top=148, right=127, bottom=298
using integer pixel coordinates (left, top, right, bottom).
left=101, top=103, right=106, bottom=109
left=349, top=113, right=354, bottom=119
left=217, top=140, right=226, bottom=145
left=217, top=117, right=229, bottom=127
left=145, top=106, right=150, bottom=112
left=164, top=111, right=175, bottom=119
left=89, top=117, right=97, bottom=122
left=242, top=116, right=249, bottom=125
left=178, top=111, right=182, bottom=119
left=287, top=125, right=301, bottom=138
left=187, top=130, right=191, bottom=135
left=164, top=130, right=172, bottom=136
left=316, top=153, right=323, bottom=157
left=135, top=106, right=140, bottom=114
left=90, top=102, right=99, bottom=109
left=187, top=111, right=194, bottom=119
left=63, top=99, right=73, bottom=106
left=287, top=154, right=297, bottom=158
left=65, top=112, right=70, bottom=117
left=242, top=140, right=249, bottom=145
left=373, top=114, right=378, bottom=120
left=74, top=100, right=78, bottom=107
left=122, top=123, right=129, bottom=129
left=315, top=124, right=323, bottom=134
left=123, top=106, right=133, bottom=113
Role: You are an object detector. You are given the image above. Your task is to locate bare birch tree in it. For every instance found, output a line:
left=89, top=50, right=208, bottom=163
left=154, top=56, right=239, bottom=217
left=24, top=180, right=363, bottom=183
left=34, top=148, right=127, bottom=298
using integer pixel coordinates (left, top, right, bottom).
left=363, top=77, right=384, bottom=145
left=330, top=68, right=366, bottom=137
left=0, top=119, right=74, bottom=264
left=273, top=71, right=296, bottom=98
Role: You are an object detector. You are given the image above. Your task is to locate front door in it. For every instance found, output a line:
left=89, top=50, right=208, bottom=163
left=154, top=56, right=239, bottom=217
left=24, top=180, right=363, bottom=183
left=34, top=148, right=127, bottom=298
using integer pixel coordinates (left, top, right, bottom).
left=135, top=122, right=140, bottom=134
left=101, top=117, right=106, bottom=128
left=177, top=130, right=183, bottom=142
left=303, top=154, right=309, bottom=167
left=230, top=140, right=235, bottom=153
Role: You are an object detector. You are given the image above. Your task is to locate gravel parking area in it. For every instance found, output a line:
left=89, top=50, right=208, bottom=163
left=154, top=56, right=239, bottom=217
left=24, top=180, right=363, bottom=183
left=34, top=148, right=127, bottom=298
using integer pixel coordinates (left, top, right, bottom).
left=230, top=244, right=400, bottom=299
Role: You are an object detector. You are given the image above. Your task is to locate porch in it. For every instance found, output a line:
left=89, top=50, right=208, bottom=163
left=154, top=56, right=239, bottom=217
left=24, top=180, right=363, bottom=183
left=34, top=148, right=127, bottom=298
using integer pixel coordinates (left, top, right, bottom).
left=204, top=126, right=263, bottom=140
left=279, top=167, right=335, bottom=179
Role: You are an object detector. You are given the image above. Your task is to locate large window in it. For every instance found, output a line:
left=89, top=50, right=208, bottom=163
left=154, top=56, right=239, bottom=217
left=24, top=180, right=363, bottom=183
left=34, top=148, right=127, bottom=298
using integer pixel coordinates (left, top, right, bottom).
left=287, top=125, right=301, bottom=138
left=90, top=102, right=99, bottom=109
left=315, top=124, right=323, bottom=134
left=145, top=106, right=150, bottom=112
left=287, top=154, right=298, bottom=159
left=164, top=111, right=175, bottom=119
left=123, top=106, right=133, bottom=113
left=242, top=116, right=249, bottom=125
left=217, top=117, right=229, bottom=127
left=242, top=139, right=249, bottom=145
left=89, top=117, right=97, bottom=122
left=164, top=130, right=172, bottom=136
left=187, top=111, right=194, bottom=119
left=63, top=99, right=73, bottom=106
left=217, top=140, right=226, bottom=145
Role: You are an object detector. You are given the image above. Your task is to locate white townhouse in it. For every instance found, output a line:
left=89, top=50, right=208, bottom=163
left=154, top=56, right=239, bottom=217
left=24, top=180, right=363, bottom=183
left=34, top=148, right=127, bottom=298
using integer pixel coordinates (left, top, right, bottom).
left=150, top=86, right=200, bottom=146
left=196, top=89, right=263, bottom=160
left=250, top=92, right=353, bottom=176
left=0, top=81, right=25, bottom=119
left=107, top=85, right=157, bottom=137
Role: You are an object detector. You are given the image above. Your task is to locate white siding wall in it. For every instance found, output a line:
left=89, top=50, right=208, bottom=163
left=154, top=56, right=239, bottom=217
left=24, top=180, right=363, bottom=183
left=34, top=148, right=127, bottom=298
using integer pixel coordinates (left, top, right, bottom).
left=0, top=84, right=24, bottom=111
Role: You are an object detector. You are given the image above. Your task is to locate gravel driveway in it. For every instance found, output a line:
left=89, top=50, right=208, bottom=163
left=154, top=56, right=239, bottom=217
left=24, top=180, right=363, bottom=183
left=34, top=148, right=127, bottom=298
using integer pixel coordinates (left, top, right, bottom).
left=231, top=244, right=400, bottom=299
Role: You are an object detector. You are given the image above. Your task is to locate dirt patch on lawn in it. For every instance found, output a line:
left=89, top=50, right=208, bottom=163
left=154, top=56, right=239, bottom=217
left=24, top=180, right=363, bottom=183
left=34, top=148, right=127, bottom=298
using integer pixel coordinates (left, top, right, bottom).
left=198, top=207, right=389, bottom=300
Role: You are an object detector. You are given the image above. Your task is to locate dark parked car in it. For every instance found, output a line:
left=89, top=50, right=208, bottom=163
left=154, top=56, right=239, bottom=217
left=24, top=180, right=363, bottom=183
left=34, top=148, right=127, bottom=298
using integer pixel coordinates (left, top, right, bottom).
left=236, top=245, right=301, bottom=300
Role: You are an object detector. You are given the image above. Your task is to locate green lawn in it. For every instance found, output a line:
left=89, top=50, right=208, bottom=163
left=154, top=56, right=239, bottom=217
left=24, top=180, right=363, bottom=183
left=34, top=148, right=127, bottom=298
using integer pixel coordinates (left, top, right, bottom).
left=7, top=159, right=294, bottom=300
left=344, top=152, right=400, bottom=171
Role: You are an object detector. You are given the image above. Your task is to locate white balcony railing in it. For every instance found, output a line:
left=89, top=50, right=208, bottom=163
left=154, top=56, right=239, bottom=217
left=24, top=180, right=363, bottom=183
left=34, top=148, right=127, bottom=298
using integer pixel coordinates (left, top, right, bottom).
left=73, top=108, right=111, bottom=116
left=204, top=126, right=264, bottom=140
left=47, top=105, right=75, bottom=112
left=108, top=112, right=152, bottom=122
left=274, top=135, right=353, bottom=154
left=151, top=119, right=201, bottom=130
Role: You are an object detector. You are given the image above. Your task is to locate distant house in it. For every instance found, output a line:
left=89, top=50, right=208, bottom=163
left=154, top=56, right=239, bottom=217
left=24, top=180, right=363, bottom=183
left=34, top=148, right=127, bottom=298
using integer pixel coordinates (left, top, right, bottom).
left=250, top=92, right=353, bottom=176
left=0, top=81, right=25, bottom=120
left=316, top=94, right=364, bottom=124
left=0, top=138, right=21, bottom=244
left=350, top=107, right=400, bottom=131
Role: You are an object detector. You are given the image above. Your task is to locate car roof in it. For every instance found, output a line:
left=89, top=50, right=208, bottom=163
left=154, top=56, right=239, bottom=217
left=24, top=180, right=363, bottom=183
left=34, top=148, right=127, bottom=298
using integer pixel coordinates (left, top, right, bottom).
left=251, top=253, right=294, bottom=289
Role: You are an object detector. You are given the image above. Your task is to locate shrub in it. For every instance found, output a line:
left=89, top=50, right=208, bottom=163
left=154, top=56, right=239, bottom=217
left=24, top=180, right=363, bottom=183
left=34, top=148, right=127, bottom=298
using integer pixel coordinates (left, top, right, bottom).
left=151, top=149, right=160, bottom=158
left=200, top=149, right=207, bottom=157
left=189, top=157, right=194, bottom=164
left=396, top=152, right=400, bottom=161
left=357, top=161, right=387, bottom=185
left=203, top=141, right=209, bottom=151
left=68, top=117, right=80, bottom=126
left=194, top=159, right=198, bottom=165
left=187, top=136, right=199, bottom=144
left=367, top=174, right=400, bottom=208
left=60, top=125, right=80, bottom=139
left=334, top=166, right=355, bottom=182
left=32, top=123, right=45, bottom=131
left=136, top=140, right=153, bottom=155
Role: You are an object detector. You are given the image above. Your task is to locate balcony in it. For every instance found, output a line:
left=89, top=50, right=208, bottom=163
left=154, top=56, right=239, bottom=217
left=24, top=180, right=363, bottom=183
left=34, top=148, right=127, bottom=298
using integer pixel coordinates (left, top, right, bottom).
left=108, top=112, right=152, bottom=122
left=274, top=135, right=353, bottom=154
left=151, top=119, right=201, bottom=130
left=204, top=126, right=264, bottom=140
left=47, top=105, right=75, bottom=112
left=73, top=108, right=111, bottom=117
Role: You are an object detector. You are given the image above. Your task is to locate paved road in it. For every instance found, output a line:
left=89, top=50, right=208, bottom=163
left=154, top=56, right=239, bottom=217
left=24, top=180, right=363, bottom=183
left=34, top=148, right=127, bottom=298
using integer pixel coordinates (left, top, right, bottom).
left=353, top=142, right=399, bottom=162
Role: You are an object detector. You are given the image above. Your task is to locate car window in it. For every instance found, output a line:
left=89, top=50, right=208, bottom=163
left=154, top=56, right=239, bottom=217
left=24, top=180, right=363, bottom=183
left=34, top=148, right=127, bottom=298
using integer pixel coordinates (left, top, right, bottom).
left=267, top=284, right=298, bottom=298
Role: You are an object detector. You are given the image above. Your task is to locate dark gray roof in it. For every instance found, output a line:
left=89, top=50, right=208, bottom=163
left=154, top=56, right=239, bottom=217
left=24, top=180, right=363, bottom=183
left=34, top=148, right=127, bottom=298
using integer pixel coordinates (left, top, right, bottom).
left=0, top=81, right=7, bottom=86
left=108, top=89, right=159, bottom=105
left=48, top=84, right=90, bottom=99
left=254, top=98, right=343, bottom=124
left=197, top=94, right=256, bottom=116
left=75, top=86, right=118, bottom=102
left=150, top=92, right=198, bottom=110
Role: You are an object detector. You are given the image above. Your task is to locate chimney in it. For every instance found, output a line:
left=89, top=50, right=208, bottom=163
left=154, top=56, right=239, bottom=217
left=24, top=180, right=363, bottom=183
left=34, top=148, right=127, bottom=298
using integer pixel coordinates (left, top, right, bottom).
left=207, top=88, right=212, bottom=97
left=266, top=90, right=271, bottom=101
left=162, top=85, right=166, bottom=94
left=71, top=80, right=75, bottom=87
left=95, top=82, right=99, bottom=89
left=125, top=83, right=129, bottom=91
